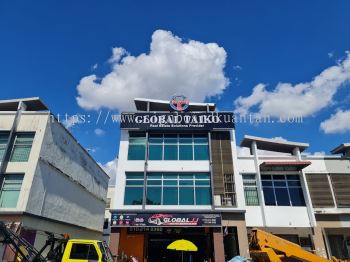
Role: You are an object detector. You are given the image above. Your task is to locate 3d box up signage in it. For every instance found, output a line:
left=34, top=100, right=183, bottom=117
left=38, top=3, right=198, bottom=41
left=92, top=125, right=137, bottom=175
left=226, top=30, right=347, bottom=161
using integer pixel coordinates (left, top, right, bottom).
left=120, top=112, right=234, bottom=130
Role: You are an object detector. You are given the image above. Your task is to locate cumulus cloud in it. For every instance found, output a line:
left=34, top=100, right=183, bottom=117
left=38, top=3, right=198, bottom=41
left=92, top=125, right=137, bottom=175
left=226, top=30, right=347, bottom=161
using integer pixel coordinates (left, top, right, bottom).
left=101, top=158, right=118, bottom=186
left=234, top=53, right=350, bottom=118
left=76, top=30, right=229, bottom=111
left=320, top=109, right=350, bottom=134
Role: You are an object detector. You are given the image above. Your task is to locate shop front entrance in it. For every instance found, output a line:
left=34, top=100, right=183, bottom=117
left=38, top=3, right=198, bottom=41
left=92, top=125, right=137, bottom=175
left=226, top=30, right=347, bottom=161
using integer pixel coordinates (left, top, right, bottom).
left=145, top=227, right=212, bottom=262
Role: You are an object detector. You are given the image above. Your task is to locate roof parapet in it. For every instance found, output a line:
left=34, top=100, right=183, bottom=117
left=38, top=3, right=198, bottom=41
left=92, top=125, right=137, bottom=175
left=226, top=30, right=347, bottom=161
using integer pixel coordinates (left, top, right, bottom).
left=240, top=135, right=309, bottom=154
left=331, top=143, right=350, bottom=156
left=0, top=97, right=49, bottom=111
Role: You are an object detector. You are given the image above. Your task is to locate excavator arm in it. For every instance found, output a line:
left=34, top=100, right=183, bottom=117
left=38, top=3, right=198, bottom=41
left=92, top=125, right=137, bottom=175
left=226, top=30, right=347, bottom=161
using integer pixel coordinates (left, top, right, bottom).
left=249, top=228, right=340, bottom=262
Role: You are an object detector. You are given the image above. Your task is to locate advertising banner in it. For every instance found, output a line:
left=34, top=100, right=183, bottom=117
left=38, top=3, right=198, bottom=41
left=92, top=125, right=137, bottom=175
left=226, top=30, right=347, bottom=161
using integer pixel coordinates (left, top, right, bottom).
left=120, top=112, right=234, bottom=130
left=111, top=213, right=222, bottom=227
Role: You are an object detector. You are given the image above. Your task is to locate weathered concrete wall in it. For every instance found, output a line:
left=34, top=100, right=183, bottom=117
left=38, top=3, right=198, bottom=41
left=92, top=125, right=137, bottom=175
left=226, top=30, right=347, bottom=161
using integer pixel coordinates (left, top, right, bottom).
left=26, top=118, right=109, bottom=232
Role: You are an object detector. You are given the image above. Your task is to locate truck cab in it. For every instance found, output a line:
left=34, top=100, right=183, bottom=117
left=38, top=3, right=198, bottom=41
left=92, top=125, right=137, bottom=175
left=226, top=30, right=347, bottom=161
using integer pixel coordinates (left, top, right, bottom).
left=62, top=239, right=115, bottom=262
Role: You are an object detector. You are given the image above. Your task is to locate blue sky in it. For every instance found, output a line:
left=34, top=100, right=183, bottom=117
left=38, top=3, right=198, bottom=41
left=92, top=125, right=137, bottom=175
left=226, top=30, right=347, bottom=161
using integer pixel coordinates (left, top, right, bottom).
left=1, top=0, right=350, bottom=167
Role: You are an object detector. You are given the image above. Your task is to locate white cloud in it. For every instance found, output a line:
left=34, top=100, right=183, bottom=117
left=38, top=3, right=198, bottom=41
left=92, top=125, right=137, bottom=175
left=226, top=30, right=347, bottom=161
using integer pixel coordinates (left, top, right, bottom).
left=92, top=63, right=98, bottom=70
left=94, top=128, right=106, bottom=136
left=76, top=30, right=229, bottom=111
left=270, top=136, right=287, bottom=142
left=328, top=51, right=334, bottom=58
left=63, top=115, right=84, bottom=129
left=234, top=53, right=350, bottom=118
left=302, top=151, right=326, bottom=156
left=101, top=158, right=118, bottom=186
left=320, top=109, right=350, bottom=134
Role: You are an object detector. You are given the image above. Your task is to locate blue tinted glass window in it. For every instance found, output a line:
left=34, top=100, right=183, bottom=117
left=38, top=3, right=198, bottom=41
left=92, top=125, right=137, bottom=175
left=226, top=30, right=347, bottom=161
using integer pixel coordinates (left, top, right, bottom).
left=10, top=133, right=34, bottom=162
left=163, top=187, right=178, bottom=205
left=124, top=187, right=143, bottom=205
left=195, top=173, right=210, bottom=179
left=179, top=145, right=193, bottom=160
left=289, top=187, right=305, bottom=206
left=146, top=187, right=161, bottom=205
left=149, top=145, right=162, bottom=160
left=195, top=180, right=210, bottom=186
left=193, top=134, right=208, bottom=144
left=179, top=134, right=192, bottom=144
left=126, top=180, right=144, bottom=186
left=179, top=180, right=194, bottom=186
left=164, top=180, right=177, bottom=186
left=164, top=145, right=178, bottom=160
left=179, top=187, right=194, bottom=205
left=263, top=187, right=276, bottom=205
left=262, top=181, right=272, bottom=186
left=128, top=145, right=145, bottom=160
left=164, top=134, right=177, bottom=144
left=274, top=188, right=290, bottom=206
left=261, top=175, right=272, bottom=180
left=195, top=187, right=211, bottom=205
left=194, top=145, right=209, bottom=160
left=147, top=180, right=162, bottom=185
left=149, top=134, right=163, bottom=143
left=125, top=173, right=144, bottom=179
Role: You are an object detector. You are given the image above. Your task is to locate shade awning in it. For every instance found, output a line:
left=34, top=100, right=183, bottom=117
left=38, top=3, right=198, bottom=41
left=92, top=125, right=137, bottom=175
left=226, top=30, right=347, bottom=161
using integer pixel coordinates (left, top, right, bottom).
left=260, top=161, right=311, bottom=171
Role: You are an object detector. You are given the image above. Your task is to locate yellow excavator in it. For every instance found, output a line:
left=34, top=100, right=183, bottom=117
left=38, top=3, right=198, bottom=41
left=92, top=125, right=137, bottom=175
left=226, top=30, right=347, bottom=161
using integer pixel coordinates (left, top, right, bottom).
left=249, top=228, right=348, bottom=262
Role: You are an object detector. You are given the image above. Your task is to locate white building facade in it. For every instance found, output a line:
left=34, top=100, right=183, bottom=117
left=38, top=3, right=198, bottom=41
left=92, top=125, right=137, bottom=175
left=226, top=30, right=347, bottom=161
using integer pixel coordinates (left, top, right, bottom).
left=110, top=97, right=350, bottom=261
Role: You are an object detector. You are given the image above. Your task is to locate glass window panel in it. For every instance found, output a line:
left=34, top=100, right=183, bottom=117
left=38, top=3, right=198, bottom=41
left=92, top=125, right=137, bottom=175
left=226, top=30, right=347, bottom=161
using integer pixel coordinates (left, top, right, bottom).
left=287, top=175, right=300, bottom=180
left=149, top=145, right=163, bottom=160
left=193, top=134, right=208, bottom=144
left=261, top=181, right=272, bottom=186
left=261, top=175, right=271, bottom=180
left=243, top=174, right=256, bottom=180
left=288, top=180, right=301, bottom=187
left=163, top=174, right=178, bottom=179
left=274, top=188, right=290, bottom=206
left=164, top=134, right=178, bottom=144
left=179, top=145, right=193, bottom=160
left=179, top=187, right=194, bottom=205
left=179, top=134, right=193, bottom=144
left=0, top=175, right=23, bottom=208
left=146, top=187, right=161, bottom=205
left=289, top=187, right=306, bottom=206
left=0, top=134, right=9, bottom=161
left=129, top=132, right=146, bottom=138
left=147, top=180, right=162, bottom=185
left=10, top=134, right=34, bottom=162
left=263, top=187, right=276, bottom=206
left=148, top=134, right=163, bottom=143
left=194, top=145, right=209, bottom=160
left=164, top=180, right=177, bottom=186
left=273, top=181, right=286, bottom=187
left=129, top=132, right=146, bottom=144
left=179, top=180, right=194, bottom=186
left=179, top=174, right=194, bottom=179
left=124, top=187, right=143, bottom=205
left=194, top=173, right=210, bottom=179
left=125, top=180, right=144, bottom=186
left=195, top=180, right=210, bottom=186
left=164, top=145, right=178, bottom=160
left=195, top=187, right=211, bottom=205
left=127, top=145, right=145, bottom=160
left=244, top=188, right=259, bottom=206
left=163, top=187, right=178, bottom=205
left=125, top=173, right=144, bottom=179
left=273, top=175, right=285, bottom=180
left=147, top=173, right=162, bottom=179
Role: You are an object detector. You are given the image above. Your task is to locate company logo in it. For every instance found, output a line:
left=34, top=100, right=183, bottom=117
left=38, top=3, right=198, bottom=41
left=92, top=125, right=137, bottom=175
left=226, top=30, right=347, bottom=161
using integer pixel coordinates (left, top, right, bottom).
left=170, top=95, right=189, bottom=111
left=148, top=213, right=199, bottom=226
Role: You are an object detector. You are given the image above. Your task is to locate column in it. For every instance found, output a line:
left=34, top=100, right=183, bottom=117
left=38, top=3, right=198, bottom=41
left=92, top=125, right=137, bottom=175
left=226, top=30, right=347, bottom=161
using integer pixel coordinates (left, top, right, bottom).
left=213, top=229, right=225, bottom=262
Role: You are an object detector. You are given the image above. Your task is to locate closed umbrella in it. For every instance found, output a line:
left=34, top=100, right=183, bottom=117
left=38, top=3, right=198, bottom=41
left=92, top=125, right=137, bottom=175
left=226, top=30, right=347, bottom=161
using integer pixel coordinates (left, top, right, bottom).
left=167, top=239, right=198, bottom=262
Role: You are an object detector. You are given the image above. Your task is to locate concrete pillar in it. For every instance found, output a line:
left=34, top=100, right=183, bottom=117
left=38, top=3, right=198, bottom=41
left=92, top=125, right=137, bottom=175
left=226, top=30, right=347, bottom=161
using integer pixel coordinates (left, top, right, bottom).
left=313, top=227, right=328, bottom=258
left=109, top=232, right=120, bottom=257
left=236, top=223, right=250, bottom=258
left=213, top=230, right=225, bottom=262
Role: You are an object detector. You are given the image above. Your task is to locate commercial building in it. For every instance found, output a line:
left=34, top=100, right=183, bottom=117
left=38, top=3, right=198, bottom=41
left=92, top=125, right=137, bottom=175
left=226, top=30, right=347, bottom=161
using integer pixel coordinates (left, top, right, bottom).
left=110, top=97, right=350, bottom=261
left=0, top=98, right=109, bottom=260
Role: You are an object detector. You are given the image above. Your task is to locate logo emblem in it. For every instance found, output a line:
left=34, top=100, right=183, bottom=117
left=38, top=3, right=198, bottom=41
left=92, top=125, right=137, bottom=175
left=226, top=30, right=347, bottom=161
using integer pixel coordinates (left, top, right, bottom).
left=170, top=95, right=189, bottom=111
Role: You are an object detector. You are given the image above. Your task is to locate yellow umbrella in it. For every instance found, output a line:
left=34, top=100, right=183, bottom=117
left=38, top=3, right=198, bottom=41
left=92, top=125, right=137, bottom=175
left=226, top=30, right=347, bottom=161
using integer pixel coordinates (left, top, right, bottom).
left=167, top=239, right=198, bottom=262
